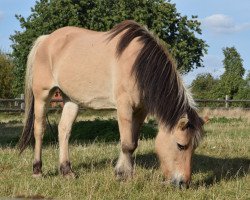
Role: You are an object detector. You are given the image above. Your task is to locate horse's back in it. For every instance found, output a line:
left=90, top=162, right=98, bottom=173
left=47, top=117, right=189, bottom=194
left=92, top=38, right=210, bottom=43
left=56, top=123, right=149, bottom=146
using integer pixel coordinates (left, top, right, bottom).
left=37, top=26, right=117, bottom=109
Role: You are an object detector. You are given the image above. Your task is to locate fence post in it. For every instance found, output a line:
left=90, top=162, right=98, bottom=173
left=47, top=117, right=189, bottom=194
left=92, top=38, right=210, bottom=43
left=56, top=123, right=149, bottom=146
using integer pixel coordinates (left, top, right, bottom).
left=14, top=98, right=18, bottom=107
left=225, top=95, right=229, bottom=108
left=20, top=94, right=25, bottom=111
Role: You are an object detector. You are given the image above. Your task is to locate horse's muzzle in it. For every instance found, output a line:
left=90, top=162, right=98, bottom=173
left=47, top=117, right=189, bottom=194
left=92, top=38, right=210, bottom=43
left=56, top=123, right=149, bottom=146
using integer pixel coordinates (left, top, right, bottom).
left=172, top=178, right=190, bottom=189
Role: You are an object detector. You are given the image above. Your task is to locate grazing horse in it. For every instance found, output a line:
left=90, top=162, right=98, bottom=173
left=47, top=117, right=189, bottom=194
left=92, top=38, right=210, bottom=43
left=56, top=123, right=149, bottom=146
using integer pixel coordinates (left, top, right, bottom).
left=19, top=20, right=204, bottom=188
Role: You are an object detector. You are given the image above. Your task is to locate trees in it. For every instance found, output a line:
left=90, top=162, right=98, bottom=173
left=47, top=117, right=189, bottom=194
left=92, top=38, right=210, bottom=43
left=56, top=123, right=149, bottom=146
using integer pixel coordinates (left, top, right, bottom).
left=219, top=47, right=245, bottom=99
left=10, top=0, right=208, bottom=94
left=191, top=47, right=249, bottom=104
left=234, top=71, right=250, bottom=106
left=0, top=51, right=14, bottom=98
left=191, top=73, right=218, bottom=99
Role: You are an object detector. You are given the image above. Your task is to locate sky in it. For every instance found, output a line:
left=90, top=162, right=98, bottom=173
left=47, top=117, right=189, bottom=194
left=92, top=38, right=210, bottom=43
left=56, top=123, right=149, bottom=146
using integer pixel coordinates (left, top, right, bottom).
left=0, top=0, right=249, bottom=85
left=171, top=0, right=250, bottom=84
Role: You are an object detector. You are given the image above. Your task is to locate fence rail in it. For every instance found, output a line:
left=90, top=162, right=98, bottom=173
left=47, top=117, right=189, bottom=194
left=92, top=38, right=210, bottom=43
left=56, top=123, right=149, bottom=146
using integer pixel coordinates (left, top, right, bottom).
left=195, top=99, right=250, bottom=103
left=1, top=96, right=250, bottom=112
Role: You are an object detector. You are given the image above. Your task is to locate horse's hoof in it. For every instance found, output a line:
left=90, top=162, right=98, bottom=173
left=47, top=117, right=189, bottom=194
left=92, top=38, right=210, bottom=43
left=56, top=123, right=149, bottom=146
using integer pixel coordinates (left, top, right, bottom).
left=115, top=169, right=133, bottom=181
left=60, top=161, right=76, bottom=179
left=32, top=173, right=42, bottom=178
left=63, top=171, right=77, bottom=179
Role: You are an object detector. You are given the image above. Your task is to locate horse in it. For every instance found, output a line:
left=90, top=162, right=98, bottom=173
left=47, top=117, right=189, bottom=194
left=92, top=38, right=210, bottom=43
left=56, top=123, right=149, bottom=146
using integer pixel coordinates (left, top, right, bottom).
left=19, top=20, right=204, bottom=189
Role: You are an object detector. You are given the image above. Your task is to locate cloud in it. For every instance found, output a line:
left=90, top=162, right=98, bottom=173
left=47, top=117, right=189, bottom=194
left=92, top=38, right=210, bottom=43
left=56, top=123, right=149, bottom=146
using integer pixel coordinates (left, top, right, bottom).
left=201, top=14, right=250, bottom=34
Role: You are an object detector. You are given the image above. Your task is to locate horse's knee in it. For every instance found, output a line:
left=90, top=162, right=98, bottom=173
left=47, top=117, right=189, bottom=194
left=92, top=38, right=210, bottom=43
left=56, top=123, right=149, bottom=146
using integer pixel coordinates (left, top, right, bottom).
left=121, top=142, right=138, bottom=153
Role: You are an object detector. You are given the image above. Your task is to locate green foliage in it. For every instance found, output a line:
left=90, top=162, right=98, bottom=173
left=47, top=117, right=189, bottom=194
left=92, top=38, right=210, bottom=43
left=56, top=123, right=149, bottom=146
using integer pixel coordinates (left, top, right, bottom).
left=10, top=0, right=208, bottom=94
left=209, top=117, right=243, bottom=124
left=191, top=47, right=249, bottom=107
left=234, top=71, right=250, bottom=107
left=222, top=47, right=245, bottom=76
left=191, top=73, right=218, bottom=99
left=219, top=47, right=245, bottom=99
left=0, top=51, right=14, bottom=98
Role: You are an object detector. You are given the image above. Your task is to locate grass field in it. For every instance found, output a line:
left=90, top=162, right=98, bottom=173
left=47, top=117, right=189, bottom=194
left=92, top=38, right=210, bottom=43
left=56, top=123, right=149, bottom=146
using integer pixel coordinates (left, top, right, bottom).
left=0, top=109, right=249, bottom=199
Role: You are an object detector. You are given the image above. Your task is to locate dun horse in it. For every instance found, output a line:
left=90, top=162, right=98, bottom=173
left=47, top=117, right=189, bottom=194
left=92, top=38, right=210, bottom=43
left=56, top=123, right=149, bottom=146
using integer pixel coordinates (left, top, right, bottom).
left=19, top=20, right=204, bottom=188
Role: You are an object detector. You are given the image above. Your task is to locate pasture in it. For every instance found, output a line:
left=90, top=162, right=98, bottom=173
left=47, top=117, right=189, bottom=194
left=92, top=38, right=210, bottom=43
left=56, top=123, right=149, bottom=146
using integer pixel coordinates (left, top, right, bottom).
left=0, top=109, right=249, bottom=199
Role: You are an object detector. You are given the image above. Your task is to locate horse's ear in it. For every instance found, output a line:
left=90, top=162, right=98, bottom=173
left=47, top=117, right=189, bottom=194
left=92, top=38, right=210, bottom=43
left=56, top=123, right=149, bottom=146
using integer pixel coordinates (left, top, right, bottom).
left=178, top=117, right=189, bottom=129
left=203, top=116, right=210, bottom=124
left=199, top=116, right=209, bottom=126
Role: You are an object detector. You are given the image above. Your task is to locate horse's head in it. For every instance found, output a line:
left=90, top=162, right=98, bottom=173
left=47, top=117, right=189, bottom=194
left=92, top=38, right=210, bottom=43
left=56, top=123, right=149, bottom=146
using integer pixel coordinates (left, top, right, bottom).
left=156, top=114, right=204, bottom=189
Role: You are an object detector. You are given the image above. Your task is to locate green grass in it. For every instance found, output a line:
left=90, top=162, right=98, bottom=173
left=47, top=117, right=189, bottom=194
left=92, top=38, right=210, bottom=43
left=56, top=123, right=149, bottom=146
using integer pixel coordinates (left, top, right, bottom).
left=0, top=112, right=249, bottom=199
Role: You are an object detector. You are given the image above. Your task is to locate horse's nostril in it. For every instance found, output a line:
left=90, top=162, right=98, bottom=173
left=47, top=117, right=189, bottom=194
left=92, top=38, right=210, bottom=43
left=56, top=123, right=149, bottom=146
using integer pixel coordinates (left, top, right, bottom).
left=171, top=178, right=189, bottom=189
left=179, top=180, right=185, bottom=189
left=171, top=176, right=190, bottom=189
left=178, top=180, right=189, bottom=189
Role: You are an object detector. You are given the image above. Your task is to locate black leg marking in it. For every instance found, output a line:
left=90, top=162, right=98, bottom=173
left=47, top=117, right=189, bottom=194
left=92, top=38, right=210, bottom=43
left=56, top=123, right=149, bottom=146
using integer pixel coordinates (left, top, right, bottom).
left=60, top=161, right=73, bottom=176
left=33, top=161, right=42, bottom=175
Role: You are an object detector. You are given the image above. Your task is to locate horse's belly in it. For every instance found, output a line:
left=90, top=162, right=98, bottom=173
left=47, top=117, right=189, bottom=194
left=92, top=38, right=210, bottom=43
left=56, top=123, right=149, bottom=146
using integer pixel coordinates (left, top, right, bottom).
left=54, top=60, right=117, bottom=109
left=78, top=95, right=116, bottom=109
left=57, top=73, right=117, bottom=109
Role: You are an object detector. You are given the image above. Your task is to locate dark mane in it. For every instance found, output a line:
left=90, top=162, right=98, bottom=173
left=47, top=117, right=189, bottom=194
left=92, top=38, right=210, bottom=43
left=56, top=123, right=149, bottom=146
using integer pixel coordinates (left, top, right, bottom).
left=108, top=20, right=203, bottom=136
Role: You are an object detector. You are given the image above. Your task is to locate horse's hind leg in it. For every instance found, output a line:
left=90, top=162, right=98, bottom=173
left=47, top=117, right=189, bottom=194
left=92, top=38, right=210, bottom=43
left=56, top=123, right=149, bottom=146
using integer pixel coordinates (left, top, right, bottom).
left=115, top=101, right=146, bottom=180
left=58, top=98, right=79, bottom=178
left=33, top=89, right=53, bottom=177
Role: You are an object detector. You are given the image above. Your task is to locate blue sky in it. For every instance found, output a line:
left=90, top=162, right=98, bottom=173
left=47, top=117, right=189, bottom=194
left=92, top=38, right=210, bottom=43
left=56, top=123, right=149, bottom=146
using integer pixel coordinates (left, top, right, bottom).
left=171, top=0, right=250, bottom=84
left=0, top=0, right=249, bottom=85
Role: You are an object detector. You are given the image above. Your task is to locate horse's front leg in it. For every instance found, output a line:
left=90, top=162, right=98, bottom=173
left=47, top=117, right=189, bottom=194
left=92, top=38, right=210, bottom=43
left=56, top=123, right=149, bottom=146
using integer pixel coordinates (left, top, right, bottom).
left=115, top=100, right=146, bottom=180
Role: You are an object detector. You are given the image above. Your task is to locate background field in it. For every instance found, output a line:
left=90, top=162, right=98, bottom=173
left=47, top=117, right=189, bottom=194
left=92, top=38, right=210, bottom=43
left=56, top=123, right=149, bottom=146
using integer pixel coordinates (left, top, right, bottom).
left=0, top=109, right=249, bottom=200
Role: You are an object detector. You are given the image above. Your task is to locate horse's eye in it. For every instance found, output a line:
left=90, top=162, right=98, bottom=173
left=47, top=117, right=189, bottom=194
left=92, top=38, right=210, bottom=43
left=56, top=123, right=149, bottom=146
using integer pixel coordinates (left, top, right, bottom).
left=186, top=123, right=194, bottom=129
left=177, top=143, right=186, bottom=151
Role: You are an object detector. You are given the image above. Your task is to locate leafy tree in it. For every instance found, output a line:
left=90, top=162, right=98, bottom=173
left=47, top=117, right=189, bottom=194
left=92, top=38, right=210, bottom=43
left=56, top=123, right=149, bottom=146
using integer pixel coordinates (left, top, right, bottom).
left=218, top=47, right=245, bottom=99
left=191, top=73, right=218, bottom=99
left=234, top=71, right=250, bottom=107
left=0, top=51, right=14, bottom=98
left=191, top=47, right=248, bottom=107
left=10, top=0, right=208, bottom=94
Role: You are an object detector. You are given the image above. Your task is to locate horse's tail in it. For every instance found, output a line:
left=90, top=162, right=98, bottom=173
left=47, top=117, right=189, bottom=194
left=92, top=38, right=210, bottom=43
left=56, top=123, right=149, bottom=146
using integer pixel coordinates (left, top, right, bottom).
left=19, top=35, right=48, bottom=153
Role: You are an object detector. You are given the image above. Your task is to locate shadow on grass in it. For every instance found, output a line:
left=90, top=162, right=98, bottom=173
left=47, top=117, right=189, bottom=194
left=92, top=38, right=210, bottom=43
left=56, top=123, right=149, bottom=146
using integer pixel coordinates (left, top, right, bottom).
left=75, top=158, right=113, bottom=172
left=135, top=152, right=249, bottom=188
left=135, top=152, right=159, bottom=169
left=50, top=151, right=248, bottom=188
left=192, top=154, right=250, bottom=187
left=0, top=118, right=157, bottom=148
left=0, top=122, right=22, bottom=147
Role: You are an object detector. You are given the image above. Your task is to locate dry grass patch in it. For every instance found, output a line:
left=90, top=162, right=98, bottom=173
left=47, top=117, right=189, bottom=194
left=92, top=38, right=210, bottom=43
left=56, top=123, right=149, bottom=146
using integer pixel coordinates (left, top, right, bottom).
left=201, top=107, right=250, bottom=122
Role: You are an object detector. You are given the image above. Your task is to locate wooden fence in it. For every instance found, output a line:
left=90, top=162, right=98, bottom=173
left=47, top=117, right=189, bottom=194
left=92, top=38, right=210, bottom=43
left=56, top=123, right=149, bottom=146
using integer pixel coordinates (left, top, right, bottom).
left=1, top=95, right=250, bottom=112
